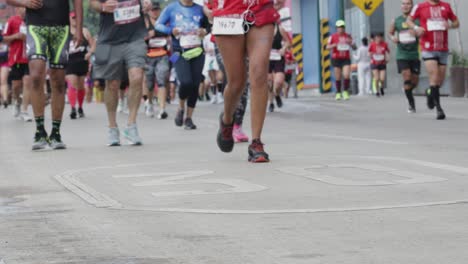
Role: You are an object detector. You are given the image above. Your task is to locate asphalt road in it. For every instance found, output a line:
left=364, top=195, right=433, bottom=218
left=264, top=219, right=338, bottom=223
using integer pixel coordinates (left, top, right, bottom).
left=1, top=93, right=468, bottom=264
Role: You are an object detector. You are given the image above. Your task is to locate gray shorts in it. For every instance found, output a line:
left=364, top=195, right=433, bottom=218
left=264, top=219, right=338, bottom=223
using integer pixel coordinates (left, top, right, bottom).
left=93, top=39, right=146, bottom=81
left=422, top=51, right=449, bottom=66
left=145, top=55, right=170, bottom=91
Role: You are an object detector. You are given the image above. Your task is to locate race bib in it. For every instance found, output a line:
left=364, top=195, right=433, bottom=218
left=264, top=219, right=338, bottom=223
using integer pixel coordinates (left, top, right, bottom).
left=373, top=54, right=385, bottom=61
left=427, top=19, right=446, bottom=31
left=337, top=43, right=350, bottom=51
left=114, top=0, right=141, bottom=25
left=269, top=49, right=282, bottom=61
left=212, top=17, right=244, bottom=35
left=398, top=30, right=416, bottom=44
left=180, top=34, right=201, bottom=49
left=19, top=24, right=27, bottom=34
left=148, top=37, right=167, bottom=48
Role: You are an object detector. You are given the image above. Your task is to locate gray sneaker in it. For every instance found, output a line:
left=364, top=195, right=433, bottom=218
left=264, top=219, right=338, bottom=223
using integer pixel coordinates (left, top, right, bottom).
left=32, top=131, right=49, bottom=151
left=20, top=112, right=33, bottom=122
left=49, top=137, right=67, bottom=150
left=123, top=124, right=142, bottom=146
left=108, top=127, right=121, bottom=147
left=13, top=103, right=20, bottom=118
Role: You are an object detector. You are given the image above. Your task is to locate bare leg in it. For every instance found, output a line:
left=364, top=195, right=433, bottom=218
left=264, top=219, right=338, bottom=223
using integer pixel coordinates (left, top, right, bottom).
left=246, top=25, right=275, bottom=140
left=105, top=80, right=120, bottom=128
left=127, top=67, right=143, bottom=125
left=29, top=60, right=47, bottom=118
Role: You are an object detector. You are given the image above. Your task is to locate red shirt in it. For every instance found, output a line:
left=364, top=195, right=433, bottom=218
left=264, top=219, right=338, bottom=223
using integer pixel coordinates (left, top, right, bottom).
left=3, top=16, right=28, bottom=66
left=328, top=32, right=353, bottom=60
left=369, top=42, right=389, bottom=65
left=410, top=1, right=458, bottom=52
left=211, top=0, right=274, bottom=17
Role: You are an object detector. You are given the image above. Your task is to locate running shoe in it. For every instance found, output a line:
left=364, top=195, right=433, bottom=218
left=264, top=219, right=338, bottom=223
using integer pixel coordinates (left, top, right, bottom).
left=335, top=93, right=342, bottom=101
left=158, top=110, right=168, bottom=120
left=217, top=93, right=224, bottom=104
left=342, top=91, right=350, bottom=100
left=32, top=130, right=49, bottom=151
left=205, top=93, right=211, bottom=101
left=248, top=139, right=270, bottom=163
left=233, top=124, right=249, bottom=143
left=380, top=87, right=385, bottom=96
left=13, top=103, right=20, bottom=118
left=216, top=112, right=234, bottom=153
left=20, top=112, right=33, bottom=122
left=184, top=118, right=197, bottom=130
left=436, top=109, right=446, bottom=120
left=426, top=88, right=435, bottom=110
left=175, top=109, right=184, bottom=127
left=210, top=94, right=218, bottom=104
left=78, top=107, right=85, bottom=118
left=275, top=96, right=283, bottom=108
left=70, top=107, right=77, bottom=119
left=108, top=127, right=121, bottom=147
left=268, top=103, right=275, bottom=112
left=123, top=124, right=143, bottom=145
left=408, top=106, right=416, bottom=114
left=49, top=132, right=67, bottom=150
left=145, top=101, right=155, bottom=118
left=117, top=99, right=124, bottom=113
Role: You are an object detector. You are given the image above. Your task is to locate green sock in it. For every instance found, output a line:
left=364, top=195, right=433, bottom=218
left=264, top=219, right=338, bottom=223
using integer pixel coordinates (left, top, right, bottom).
left=51, top=120, right=62, bottom=135
left=35, top=116, right=45, bottom=133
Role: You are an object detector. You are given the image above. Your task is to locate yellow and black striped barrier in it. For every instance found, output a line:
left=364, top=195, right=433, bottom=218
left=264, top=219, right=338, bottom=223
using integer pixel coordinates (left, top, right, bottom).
left=292, top=34, right=304, bottom=90
left=320, top=19, right=332, bottom=93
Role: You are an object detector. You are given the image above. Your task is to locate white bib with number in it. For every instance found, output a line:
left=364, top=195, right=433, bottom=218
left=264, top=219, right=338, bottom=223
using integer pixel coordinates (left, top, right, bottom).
left=212, top=17, right=244, bottom=35
left=180, top=34, right=201, bottom=49
left=19, top=24, right=27, bottom=34
left=337, top=43, right=350, bottom=51
left=427, top=19, right=446, bottom=31
left=373, top=54, right=385, bottom=61
left=149, top=37, right=167, bottom=48
left=114, top=0, right=141, bottom=25
left=398, top=31, right=416, bottom=44
left=270, top=49, right=282, bottom=61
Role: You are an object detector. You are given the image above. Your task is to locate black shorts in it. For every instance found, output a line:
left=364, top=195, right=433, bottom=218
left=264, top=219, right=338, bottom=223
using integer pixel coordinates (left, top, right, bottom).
left=285, top=72, right=292, bottom=83
left=9, top=63, right=29, bottom=81
left=331, top=59, right=351, bottom=69
left=269, top=59, right=285, bottom=73
left=66, top=60, right=88, bottom=76
left=397, top=59, right=420, bottom=75
left=371, top=64, right=387, bottom=71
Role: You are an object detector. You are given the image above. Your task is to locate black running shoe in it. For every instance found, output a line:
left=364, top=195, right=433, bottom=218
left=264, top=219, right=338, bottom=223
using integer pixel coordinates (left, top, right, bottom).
left=275, top=96, right=283, bottom=108
left=268, top=103, right=275, bottom=113
left=78, top=107, right=85, bottom=118
left=248, top=139, right=270, bottom=163
left=380, top=88, right=385, bottom=96
left=184, top=118, right=197, bottom=130
left=376, top=93, right=381, bottom=97
left=175, top=109, right=184, bottom=127
left=437, top=109, right=446, bottom=120
left=426, top=88, right=435, bottom=110
left=70, top=107, right=77, bottom=119
left=216, top=112, right=234, bottom=153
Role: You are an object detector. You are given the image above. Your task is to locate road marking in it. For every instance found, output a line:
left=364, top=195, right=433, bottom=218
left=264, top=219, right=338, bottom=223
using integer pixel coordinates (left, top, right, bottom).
left=277, top=163, right=446, bottom=186
left=114, top=199, right=468, bottom=214
left=309, top=134, right=408, bottom=145
left=114, top=170, right=268, bottom=197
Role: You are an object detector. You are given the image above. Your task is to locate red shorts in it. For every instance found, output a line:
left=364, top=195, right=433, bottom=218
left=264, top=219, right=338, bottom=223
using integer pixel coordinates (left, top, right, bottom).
left=213, top=1, right=279, bottom=27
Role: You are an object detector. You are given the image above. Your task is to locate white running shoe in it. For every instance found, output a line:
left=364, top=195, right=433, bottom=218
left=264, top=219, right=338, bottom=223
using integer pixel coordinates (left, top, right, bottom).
left=210, top=94, right=218, bottom=104
left=216, top=93, right=224, bottom=104
left=145, top=101, right=155, bottom=118
left=12, top=103, right=20, bottom=118
left=123, top=124, right=142, bottom=146
left=107, top=127, right=121, bottom=147
left=117, top=99, right=124, bottom=113
left=20, top=112, right=33, bottom=122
